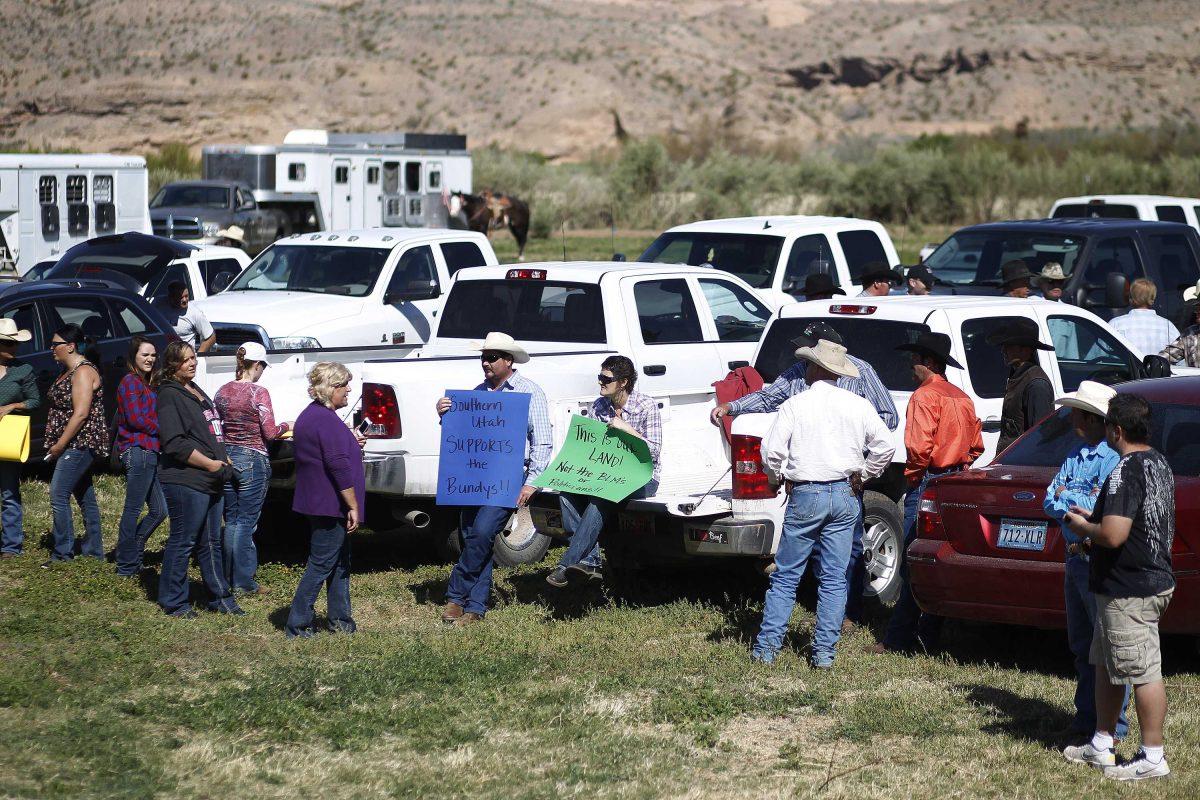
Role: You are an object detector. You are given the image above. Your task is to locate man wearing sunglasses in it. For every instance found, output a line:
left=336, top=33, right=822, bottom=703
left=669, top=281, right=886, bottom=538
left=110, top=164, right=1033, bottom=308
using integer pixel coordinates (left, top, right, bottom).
left=435, top=332, right=551, bottom=626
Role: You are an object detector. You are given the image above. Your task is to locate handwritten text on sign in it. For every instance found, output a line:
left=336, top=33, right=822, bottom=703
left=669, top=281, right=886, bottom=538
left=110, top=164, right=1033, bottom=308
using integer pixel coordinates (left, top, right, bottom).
left=533, top=414, right=653, bottom=502
left=436, top=390, right=530, bottom=507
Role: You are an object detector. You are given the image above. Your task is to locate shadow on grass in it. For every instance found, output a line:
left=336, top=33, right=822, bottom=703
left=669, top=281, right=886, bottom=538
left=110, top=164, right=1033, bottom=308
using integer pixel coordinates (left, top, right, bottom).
left=960, top=684, right=1073, bottom=749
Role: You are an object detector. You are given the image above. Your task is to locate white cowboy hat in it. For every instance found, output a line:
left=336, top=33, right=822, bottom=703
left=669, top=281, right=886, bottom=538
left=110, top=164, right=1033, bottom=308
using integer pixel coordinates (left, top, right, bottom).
left=1184, top=279, right=1200, bottom=303
left=216, top=225, right=245, bottom=244
left=1055, top=380, right=1117, bottom=419
left=0, top=318, right=32, bottom=343
left=794, top=339, right=860, bottom=379
left=472, top=331, right=530, bottom=364
left=1037, top=262, right=1068, bottom=284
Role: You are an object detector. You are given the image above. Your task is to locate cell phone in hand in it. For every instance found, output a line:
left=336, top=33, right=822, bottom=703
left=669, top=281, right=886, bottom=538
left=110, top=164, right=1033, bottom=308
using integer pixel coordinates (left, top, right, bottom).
left=357, top=417, right=371, bottom=435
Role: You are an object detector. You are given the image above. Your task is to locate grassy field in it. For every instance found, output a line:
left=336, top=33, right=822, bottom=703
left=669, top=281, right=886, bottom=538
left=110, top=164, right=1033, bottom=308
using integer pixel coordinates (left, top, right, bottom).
left=2, top=471, right=1199, bottom=799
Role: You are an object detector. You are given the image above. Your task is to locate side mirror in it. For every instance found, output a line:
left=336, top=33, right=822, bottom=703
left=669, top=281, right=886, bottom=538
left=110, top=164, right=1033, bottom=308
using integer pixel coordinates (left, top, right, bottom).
left=1142, top=354, right=1172, bottom=379
left=385, top=282, right=439, bottom=304
left=612, top=253, right=627, bottom=262
left=1105, top=272, right=1129, bottom=309
left=211, top=271, right=235, bottom=293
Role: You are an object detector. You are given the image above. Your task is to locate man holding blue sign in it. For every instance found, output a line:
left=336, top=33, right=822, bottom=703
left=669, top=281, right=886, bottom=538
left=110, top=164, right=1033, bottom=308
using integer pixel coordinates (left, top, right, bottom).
left=436, top=332, right=551, bottom=627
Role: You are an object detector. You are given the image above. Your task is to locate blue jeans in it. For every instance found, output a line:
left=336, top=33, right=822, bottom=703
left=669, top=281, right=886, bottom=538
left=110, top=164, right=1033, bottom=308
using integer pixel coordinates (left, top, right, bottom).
left=48, top=447, right=103, bottom=561
left=157, top=483, right=240, bottom=615
left=0, top=461, right=23, bottom=555
left=883, top=468, right=952, bottom=651
left=1065, top=555, right=1130, bottom=738
left=286, top=515, right=354, bottom=637
left=115, top=447, right=167, bottom=575
left=754, top=481, right=860, bottom=666
left=557, top=481, right=658, bottom=570
left=446, top=505, right=510, bottom=616
left=813, top=500, right=866, bottom=624
left=223, top=446, right=271, bottom=592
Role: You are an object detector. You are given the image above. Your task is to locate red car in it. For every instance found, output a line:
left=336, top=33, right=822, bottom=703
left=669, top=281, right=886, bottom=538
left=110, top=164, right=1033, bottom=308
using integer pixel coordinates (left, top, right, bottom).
left=909, top=376, right=1200, bottom=635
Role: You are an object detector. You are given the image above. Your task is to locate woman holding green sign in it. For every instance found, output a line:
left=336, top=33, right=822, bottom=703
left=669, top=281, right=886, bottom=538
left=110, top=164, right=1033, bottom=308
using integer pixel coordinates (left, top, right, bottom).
left=546, top=355, right=661, bottom=588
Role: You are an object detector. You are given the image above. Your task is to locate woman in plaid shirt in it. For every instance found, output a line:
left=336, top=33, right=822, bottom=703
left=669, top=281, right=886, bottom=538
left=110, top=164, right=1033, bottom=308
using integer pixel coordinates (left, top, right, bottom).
left=114, top=335, right=167, bottom=576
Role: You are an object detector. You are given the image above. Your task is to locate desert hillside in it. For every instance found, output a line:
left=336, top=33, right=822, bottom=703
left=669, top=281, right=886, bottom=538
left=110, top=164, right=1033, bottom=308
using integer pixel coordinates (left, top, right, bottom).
left=2, top=0, right=1198, bottom=157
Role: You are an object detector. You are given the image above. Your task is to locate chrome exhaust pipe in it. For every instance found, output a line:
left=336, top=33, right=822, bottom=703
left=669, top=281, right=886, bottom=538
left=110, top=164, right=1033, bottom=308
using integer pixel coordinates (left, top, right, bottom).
left=401, top=510, right=431, bottom=529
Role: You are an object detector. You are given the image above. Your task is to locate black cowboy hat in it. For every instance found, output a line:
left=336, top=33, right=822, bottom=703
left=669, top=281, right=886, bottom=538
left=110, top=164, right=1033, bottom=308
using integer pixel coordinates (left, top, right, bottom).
left=802, top=272, right=845, bottom=297
left=857, top=262, right=901, bottom=287
left=895, top=331, right=963, bottom=369
left=985, top=317, right=1054, bottom=350
left=1000, top=259, right=1034, bottom=286
left=791, top=320, right=844, bottom=350
left=905, top=263, right=936, bottom=287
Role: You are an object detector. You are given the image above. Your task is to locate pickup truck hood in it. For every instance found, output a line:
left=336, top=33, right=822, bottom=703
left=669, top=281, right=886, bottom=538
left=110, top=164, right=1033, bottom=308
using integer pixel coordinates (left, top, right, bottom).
left=150, top=207, right=227, bottom=220
left=194, top=291, right=365, bottom=335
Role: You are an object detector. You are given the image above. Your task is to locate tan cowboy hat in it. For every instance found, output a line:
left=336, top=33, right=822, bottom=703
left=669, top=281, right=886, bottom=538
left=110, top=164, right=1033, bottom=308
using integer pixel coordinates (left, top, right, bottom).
left=794, top=339, right=860, bottom=379
left=216, top=225, right=245, bottom=244
left=1055, top=380, right=1117, bottom=419
left=472, top=331, right=530, bottom=364
left=1037, top=262, right=1068, bottom=284
left=0, top=318, right=32, bottom=343
left=1185, top=279, right=1200, bottom=303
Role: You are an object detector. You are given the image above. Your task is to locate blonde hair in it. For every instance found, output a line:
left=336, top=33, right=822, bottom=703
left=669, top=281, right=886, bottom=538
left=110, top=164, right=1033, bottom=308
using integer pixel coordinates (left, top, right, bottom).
left=307, top=361, right=352, bottom=408
left=1129, top=278, right=1157, bottom=308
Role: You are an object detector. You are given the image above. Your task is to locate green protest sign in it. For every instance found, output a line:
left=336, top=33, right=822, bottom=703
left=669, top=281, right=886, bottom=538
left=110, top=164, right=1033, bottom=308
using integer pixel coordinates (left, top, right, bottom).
left=533, top=414, right=653, bottom=502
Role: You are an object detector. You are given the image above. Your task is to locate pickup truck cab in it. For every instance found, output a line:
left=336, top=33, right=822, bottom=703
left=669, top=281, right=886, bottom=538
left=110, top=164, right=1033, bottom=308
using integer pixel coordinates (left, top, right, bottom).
left=194, top=228, right=497, bottom=351
left=150, top=180, right=288, bottom=254
left=922, top=218, right=1200, bottom=325
left=639, top=215, right=901, bottom=307
left=1050, top=194, right=1200, bottom=233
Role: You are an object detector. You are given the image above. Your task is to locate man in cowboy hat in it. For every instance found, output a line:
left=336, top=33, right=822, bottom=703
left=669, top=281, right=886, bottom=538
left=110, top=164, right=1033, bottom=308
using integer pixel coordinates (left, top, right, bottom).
left=1000, top=259, right=1034, bottom=298
left=1036, top=262, right=1068, bottom=302
left=905, top=264, right=935, bottom=296
left=752, top=339, right=894, bottom=669
left=801, top=272, right=845, bottom=301
left=1043, top=381, right=1129, bottom=750
left=435, top=332, right=551, bottom=626
left=214, top=225, right=246, bottom=251
left=857, top=263, right=900, bottom=298
left=988, top=318, right=1055, bottom=453
left=874, top=332, right=982, bottom=654
left=712, top=322, right=896, bottom=629
left=1110, top=278, right=1179, bottom=357
left=0, top=318, right=40, bottom=559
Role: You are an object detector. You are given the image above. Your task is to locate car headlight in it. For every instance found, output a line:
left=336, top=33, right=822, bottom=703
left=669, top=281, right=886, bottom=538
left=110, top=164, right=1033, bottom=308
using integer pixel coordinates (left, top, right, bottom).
left=201, top=221, right=220, bottom=237
left=270, top=336, right=321, bottom=350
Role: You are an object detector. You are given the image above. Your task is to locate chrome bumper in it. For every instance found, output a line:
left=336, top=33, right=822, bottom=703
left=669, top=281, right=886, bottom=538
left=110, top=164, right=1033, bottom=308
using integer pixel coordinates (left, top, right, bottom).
left=683, top=516, right=774, bottom=556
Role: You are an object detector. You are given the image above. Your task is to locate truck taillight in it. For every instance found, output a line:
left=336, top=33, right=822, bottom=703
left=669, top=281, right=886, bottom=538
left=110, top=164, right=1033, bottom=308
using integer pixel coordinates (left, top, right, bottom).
left=828, top=304, right=876, bottom=315
left=362, top=383, right=401, bottom=438
left=731, top=434, right=777, bottom=500
left=916, top=489, right=947, bottom=540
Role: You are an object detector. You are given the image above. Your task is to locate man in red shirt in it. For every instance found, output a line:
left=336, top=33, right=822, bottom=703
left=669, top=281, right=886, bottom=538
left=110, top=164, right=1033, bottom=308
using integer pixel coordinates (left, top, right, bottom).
left=874, top=331, right=983, bottom=654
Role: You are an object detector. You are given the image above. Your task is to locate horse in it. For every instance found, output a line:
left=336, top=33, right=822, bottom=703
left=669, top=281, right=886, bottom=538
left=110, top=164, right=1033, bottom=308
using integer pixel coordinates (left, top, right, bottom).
left=446, top=190, right=530, bottom=261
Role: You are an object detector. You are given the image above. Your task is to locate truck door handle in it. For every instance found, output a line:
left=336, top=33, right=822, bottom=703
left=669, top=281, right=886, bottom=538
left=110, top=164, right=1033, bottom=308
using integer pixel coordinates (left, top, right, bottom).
left=643, top=364, right=666, bottom=376
left=728, top=360, right=749, bottom=370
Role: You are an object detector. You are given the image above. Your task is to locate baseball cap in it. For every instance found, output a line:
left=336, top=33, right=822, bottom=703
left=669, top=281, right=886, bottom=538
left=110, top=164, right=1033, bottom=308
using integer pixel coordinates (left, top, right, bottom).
left=239, top=341, right=269, bottom=364
left=790, top=321, right=843, bottom=349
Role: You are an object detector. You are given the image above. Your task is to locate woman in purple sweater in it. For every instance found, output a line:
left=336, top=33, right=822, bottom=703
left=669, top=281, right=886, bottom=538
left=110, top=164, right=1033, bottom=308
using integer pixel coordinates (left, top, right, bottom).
left=286, top=361, right=365, bottom=638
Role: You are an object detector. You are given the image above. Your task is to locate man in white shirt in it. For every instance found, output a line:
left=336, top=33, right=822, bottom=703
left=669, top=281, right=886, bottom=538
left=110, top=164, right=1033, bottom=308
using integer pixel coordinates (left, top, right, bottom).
left=752, top=339, right=895, bottom=669
left=1110, top=278, right=1179, bottom=356
left=153, top=281, right=216, bottom=352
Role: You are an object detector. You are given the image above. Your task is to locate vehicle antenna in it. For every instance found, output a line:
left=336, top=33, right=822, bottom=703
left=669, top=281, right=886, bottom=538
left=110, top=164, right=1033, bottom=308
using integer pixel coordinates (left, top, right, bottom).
left=561, top=220, right=567, bottom=261
left=610, top=208, right=616, bottom=258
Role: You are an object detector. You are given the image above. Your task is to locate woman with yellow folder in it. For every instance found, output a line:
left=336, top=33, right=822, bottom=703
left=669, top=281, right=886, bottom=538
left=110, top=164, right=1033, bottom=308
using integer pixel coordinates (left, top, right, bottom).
left=0, top=318, right=41, bottom=559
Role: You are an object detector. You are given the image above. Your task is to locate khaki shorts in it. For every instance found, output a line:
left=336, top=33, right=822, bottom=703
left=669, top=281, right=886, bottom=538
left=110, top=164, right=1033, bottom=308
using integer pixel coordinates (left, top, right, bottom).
left=1090, top=590, right=1173, bottom=685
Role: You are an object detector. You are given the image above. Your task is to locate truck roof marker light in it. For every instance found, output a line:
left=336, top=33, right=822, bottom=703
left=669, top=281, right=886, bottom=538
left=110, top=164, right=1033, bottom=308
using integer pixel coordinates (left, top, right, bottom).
left=383, top=236, right=394, bottom=242
left=506, top=268, right=547, bottom=280
left=309, top=234, right=321, bottom=240
left=327, top=234, right=339, bottom=240
left=829, top=304, right=876, bottom=315
left=348, top=235, right=359, bottom=241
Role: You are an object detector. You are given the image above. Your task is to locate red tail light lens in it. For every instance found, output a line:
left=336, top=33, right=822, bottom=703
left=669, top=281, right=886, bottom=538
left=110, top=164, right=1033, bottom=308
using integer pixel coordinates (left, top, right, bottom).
left=731, top=434, right=777, bottom=500
left=505, top=268, right=546, bottom=280
left=362, top=382, right=401, bottom=438
left=828, top=304, right=876, bottom=315
left=916, top=488, right=947, bottom=540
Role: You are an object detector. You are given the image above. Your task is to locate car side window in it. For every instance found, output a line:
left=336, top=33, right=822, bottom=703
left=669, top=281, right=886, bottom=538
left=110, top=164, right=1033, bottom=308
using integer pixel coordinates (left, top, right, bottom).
left=837, top=230, right=889, bottom=282
left=960, top=316, right=1028, bottom=399
left=633, top=279, right=703, bottom=344
left=1, top=303, right=41, bottom=357
left=385, top=245, right=439, bottom=299
left=697, top=279, right=771, bottom=342
left=440, top=241, right=488, bottom=275
left=782, top=234, right=833, bottom=294
left=146, top=263, right=194, bottom=303
left=1084, top=237, right=1143, bottom=287
left=110, top=299, right=151, bottom=337
left=1047, top=315, right=1137, bottom=391
left=1155, top=205, right=1186, bottom=224
left=198, top=258, right=243, bottom=295
left=43, top=296, right=116, bottom=343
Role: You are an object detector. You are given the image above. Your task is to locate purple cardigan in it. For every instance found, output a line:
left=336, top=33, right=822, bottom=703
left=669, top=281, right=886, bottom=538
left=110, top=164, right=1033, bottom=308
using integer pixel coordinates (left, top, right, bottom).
left=292, top=401, right=366, bottom=518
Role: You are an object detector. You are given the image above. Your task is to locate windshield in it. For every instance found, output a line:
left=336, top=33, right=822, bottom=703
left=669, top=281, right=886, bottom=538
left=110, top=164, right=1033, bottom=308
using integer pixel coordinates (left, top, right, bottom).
left=639, top=232, right=784, bottom=289
left=439, top=279, right=606, bottom=343
left=227, top=245, right=390, bottom=297
left=924, top=231, right=1085, bottom=287
left=754, top=316, right=930, bottom=391
left=150, top=185, right=230, bottom=209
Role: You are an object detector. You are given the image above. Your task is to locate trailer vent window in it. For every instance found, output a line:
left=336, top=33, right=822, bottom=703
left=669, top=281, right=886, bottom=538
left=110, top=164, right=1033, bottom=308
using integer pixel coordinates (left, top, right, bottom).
left=38, top=176, right=57, bottom=205
left=428, top=170, right=441, bottom=189
left=366, top=166, right=380, bottom=184
left=288, top=163, right=306, bottom=181
left=66, top=175, right=86, bottom=204
left=386, top=198, right=402, bottom=217
left=334, top=165, right=349, bottom=184
left=92, top=175, right=113, bottom=203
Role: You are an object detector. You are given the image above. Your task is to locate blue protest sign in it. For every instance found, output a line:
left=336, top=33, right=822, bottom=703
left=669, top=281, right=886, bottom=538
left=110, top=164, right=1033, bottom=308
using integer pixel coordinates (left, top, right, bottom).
left=436, top=389, right=531, bottom=507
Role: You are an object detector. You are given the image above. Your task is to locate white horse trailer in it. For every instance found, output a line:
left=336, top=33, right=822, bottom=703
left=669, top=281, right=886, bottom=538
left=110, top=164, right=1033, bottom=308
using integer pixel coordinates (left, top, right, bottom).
left=0, top=154, right=151, bottom=277
left=201, top=129, right=472, bottom=237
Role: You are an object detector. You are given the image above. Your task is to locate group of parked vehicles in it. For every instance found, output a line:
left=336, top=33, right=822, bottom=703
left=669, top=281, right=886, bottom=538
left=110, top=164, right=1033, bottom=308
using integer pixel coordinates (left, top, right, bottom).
left=6, top=141, right=1200, bottom=643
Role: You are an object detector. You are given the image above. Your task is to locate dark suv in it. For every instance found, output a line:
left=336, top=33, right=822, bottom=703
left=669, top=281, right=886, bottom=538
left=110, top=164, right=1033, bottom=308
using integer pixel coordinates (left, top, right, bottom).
left=922, top=219, right=1200, bottom=325
left=0, top=281, right=174, bottom=456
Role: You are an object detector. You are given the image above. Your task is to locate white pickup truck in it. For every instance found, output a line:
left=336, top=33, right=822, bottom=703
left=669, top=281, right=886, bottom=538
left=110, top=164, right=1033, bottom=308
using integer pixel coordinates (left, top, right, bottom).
left=585, top=295, right=1186, bottom=605
left=193, top=228, right=497, bottom=351
left=638, top=215, right=902, bottom=307
left=354, top=260, right=775, bottom=564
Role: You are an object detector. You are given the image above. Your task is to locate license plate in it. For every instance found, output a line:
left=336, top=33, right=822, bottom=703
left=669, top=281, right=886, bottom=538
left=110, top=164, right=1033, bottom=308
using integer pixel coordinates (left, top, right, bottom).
left=618, top=514, right=654, bottom=536
left=997, top=518, right=1047, bottom=551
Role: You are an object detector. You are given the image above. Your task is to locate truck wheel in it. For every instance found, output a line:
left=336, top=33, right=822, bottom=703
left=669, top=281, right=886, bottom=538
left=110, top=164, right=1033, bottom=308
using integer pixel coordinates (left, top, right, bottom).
left=862, top=491, right=904, bottom=606
left=436, top=507, right=552, bottom=567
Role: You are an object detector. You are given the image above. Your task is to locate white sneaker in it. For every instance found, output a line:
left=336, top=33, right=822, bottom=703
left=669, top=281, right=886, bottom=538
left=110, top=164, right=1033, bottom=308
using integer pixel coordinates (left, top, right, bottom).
left=1103, top=751, right=1170, bottom=781
left=1063, top=742, right=1116, bottom=768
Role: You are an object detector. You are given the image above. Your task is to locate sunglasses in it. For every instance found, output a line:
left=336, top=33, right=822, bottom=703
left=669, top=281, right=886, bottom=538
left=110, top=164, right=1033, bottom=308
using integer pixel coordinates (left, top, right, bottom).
left=49, top=341, right=68, bottom=351
left=481, top=352, right=506, bottom=364
left=596, top=374, right=617, bottom=385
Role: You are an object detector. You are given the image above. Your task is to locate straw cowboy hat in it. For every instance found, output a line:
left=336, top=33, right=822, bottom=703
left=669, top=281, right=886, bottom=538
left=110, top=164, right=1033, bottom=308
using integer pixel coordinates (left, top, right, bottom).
left=1055, top=380, right=1117, bottom=419
left=794, top=339, right=860, bottom=379
left=1184, top=279, right=1200, bottom=303
left=895, top=331, right=964, bottom=370
left=472, top=331, right=530, bottom=364
left=216, top=225, right=245, bottom=244
left=1036, top=262, right=1068, bottom=286
left=0, top=318, right=32, bottom=343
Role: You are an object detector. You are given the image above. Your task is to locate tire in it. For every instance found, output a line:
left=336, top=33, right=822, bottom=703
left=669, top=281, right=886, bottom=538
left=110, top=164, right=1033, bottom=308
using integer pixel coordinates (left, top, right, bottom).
left=862, top=490, right=904, bottom=606
left=435, top=506, right=552, bottom=567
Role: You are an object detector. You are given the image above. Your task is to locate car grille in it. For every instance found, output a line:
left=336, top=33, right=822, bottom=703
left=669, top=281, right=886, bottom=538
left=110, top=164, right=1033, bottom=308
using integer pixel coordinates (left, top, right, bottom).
left=212, top=325, right=267, bottom=351
left=151, top=216, right=202, bottom=239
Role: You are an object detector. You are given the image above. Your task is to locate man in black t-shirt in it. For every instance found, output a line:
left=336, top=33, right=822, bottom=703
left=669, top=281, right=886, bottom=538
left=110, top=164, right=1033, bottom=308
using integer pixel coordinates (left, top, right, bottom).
left=1063, top=394, right=1175, bottom=781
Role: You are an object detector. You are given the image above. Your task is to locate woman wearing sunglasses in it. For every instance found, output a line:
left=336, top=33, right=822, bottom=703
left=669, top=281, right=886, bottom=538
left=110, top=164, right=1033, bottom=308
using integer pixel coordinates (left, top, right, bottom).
left=545, top=354, right=661, bottom=588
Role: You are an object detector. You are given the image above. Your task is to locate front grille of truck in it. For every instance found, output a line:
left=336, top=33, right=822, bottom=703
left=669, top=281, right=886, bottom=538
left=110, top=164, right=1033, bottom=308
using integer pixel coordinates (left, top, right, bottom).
left=212, top=325, right=268, bottom=351
left=151, top=216, right=202, bottom=239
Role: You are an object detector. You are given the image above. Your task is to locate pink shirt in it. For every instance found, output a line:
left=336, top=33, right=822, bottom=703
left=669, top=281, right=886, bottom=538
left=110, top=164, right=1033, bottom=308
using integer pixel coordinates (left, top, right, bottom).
left=214, top=381, right=288, bottom=455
